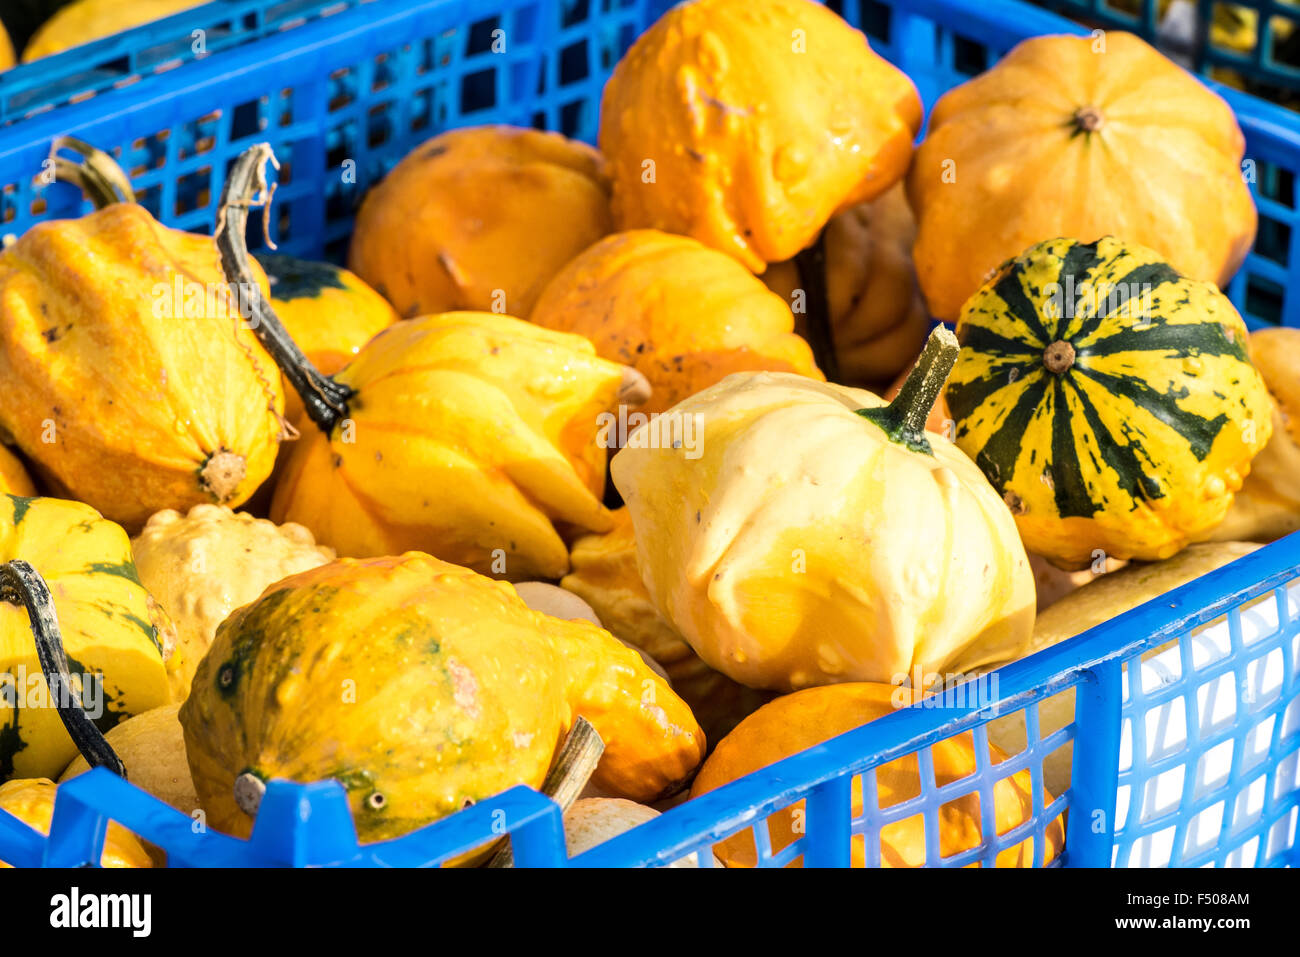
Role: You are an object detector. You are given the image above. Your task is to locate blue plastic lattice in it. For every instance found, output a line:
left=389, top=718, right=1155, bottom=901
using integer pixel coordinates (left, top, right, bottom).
left=0, top=0, right=1297, bottom=868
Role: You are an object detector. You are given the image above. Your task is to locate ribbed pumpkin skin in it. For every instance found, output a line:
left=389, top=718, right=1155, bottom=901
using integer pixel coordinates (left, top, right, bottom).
left=0, top=203, right=284, bottom=530
left=131, top=505, right=335, bottom=702
left=0, top=495, right=170, bottom=781
left=529, top=230, right=822, bottom=414
left=611, top=372, right=1036, bottom=692
left=22, top=0, right=202, bottom=61
left=692, top=684, right=1064, bottom=868
left=599, top=0, right=921, bottom=272
left=946, top=237, right=1273, bottom=568
left=180, top=554, right=704, bottom=845
left=908, top=32, right=1257, bottom=321
left=270, top=312, right=621, bottom=580
left=0, top=778, right=153, bottom=868
left=348, top=125, right=611, bottom=319
left=0, top=447, right=34, bottom=498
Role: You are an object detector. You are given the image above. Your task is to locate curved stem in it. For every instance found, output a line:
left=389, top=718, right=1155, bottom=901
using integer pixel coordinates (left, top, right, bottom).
left=486, top=716, right=604, bottom=868
left=50, top=136, right=136, bottom=209
left=793, top=229, right=840, bottom=383
left=856, top=325, right=959, bottom=455
left=215, top=143, right=354, bottom=433
left=0, top=560, right=126, bottom=777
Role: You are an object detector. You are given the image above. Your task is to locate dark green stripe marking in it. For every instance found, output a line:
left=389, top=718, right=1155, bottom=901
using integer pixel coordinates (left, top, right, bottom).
left=85, top=561, right=143, bottom=587
left=1066, top=378, right=1165, bottom=510
left=1048, top=378, right=1105, bottom=518
left=8, top=495, right=35, bottom=526
left=1074, top=366, right=1229, bottom=461
left=992, top=263, right=1052, bottom=346
left=257, top=253, right=348, bottom=301
left=956, top=322, right=1041, bottom=359
left=972, top=373, right=1050, bottom=490
left=1068, top=261, right=1183, bottom=344
left=1082, top=319, right=1251, bottom=362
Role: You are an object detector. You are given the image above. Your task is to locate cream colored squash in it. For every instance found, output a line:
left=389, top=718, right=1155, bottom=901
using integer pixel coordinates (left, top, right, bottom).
left=59, top=704, right=198, bottom=816
left=564, top=797, right=721, bottom=867
left=131, top=505, right=335, bottom=701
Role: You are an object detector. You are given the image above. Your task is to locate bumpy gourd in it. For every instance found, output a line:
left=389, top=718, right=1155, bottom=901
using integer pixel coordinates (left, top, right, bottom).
left=257, top=254, right=399, bottom=427
left=0, top=495, right=170, bottom=781
left=348, top=125, right=612, bottom=319
left=561, top=509, right=773, bottom=743
left=530, top=230, right=822, bottom=414
left=131, top=505, right=336, bottom=702
left=762, top=185, right=930, bottom=388
left=601, top=0, right=921, bottom=273
left=0, top=201, right=285, bottom=530
left=60, top=704, right=199, bottom=816
left=945, top=236, right=1273, bottom=568
left=692, top=683, right=1064, bottom=867
left=612, top=329, right=1036, bottom=692
left=0, top=778, right=153, bottom=867
left=22, top=0, right=203, bottom=61
left=219, top=144, right=637, bottom=581
left=1197, top=327, right=1300, bottom=544
left=908, top=32, right=1257, bottom=321
left=180, top=553, right=705, bottom=844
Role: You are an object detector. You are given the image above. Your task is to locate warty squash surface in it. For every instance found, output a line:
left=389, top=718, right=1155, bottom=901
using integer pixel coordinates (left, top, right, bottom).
left=348, top=125, right=612, bottom=319
left=599, top=0, right=922, bottom=272
left=529, top=229, right=822, bottom=415
left=0, top=202, right=285, bottom=530
left=180, top=553, right=705, bottom=846
left=612, top=330, right=1037, bottom=692
left=131, top=505, right=336, bottom=702
left=907, top=31, right=1257, bottom=321
left=692, top=683, right=1064, bottom=867
left=0, top=495, right=170, bottom=781
left=945, top=236, right=1273, bottom=568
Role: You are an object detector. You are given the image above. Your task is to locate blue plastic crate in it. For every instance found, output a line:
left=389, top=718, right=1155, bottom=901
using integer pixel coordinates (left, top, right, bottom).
left=0, top=0, right=1297, bottom=867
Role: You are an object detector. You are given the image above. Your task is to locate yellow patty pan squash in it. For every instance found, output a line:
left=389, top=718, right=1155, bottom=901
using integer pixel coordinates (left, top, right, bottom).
left=611, top=329, right=1036, bottom=692
left=0, top=200, right=285, bottom=531
left=23, top=0, right=204, bottom=61
left=945, top=237, right=1273, bottom=569
left=348, top=125, right=612, bottom=319
left=530, top=230, right=822, bottom=415
left=762, top=185, right=931, bottom=389
left=180, top=553, right=705, bottom=845
left=1, top=495, right=170, bottom=781
left=132, top=505, right=336, bottom=702
left=1197, top=327, right=1300, bottom=544
left=257, top=254, right=399, bottom=428
left=0, top=778, right=153, bottom=867
left=0, top=448, right=35, bottom=498
left=600, top=0, right=922, bottom=272
left=692, top=683, right=1064, bottom=867
left=61, top=703, right=199, bottom=816
left=907, top=32, right=1256, bottom=321
left=561, top=509, right=774, bottom=744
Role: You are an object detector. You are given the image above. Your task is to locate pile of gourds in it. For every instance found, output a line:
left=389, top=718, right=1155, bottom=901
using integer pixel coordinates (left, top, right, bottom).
left=0, top=0, right=1296, bottom=869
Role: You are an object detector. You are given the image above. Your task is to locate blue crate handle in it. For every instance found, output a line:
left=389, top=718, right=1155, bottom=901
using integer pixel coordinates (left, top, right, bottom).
left=0, top=0, right=1298, bottom=868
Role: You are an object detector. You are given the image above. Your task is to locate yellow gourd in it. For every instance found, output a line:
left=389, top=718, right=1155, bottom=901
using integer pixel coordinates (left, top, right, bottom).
left=600, top=0, right=922, bottom=271
left=23, top=0, right=204, bottom=61
left=0, top=448, right=35, bottom=498
left=0, top=22, right=14, bottom=70
left=611, top=330, right=1036, bottom=692
left=693, top=683, right=1064, bottom=867
left=1, top=494, right=170, bottom=781
left=348, top=125, right=611, bottom=319
left=529, top=229, right=822, bottom=415
left=180, top=553, right=706, bottom=845
left=0, top=778, right=152, bottom=867
left=131, top=506, right=336, bottom=702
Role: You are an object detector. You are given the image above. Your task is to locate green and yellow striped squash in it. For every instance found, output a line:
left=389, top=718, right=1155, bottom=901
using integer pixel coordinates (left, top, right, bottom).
left=1, top=494, right=171, bottom=781
left=945, top=237, right=1274, bottom=569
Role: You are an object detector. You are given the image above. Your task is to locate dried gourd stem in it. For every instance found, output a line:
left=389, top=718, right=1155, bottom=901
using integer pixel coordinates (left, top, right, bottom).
left=0, top=560, right=126, bottom=778
left=214, top=143, right=354, bottom=434
left=1072, top=106, right=1104, bottom=135
left=48, top=136, right=137, bottom=209
left=793, top=229, right=840, bottom=383
left=856, top=325, right=960, bottom=455
left=486, top=716, right=605, bottom=868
